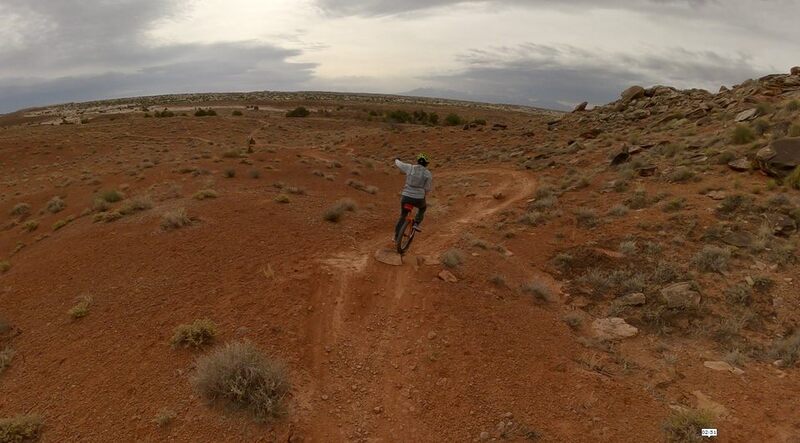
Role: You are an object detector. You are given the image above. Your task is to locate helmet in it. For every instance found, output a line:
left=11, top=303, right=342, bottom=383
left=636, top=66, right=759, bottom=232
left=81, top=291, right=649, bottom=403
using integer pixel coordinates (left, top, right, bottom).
left=416, top=152, right=430, bottom=165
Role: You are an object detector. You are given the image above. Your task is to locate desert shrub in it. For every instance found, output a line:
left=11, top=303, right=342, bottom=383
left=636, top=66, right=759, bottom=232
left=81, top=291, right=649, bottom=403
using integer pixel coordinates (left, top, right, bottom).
left=731, top=124, right=755, bottom=144
left=154, top=108, right=175, bottom=118
left=99, top=190, right=124, bottom=203
left=22, top=221, right=38, bottom=232
left=274, top=194, right=290, bottom=203
left=171, top=319, right=217, bottom=349
left=489, top=275, right=507, bottom=287
left=715, top=151, right=736, bottom=165
left=522, top=281, right=554, bottom=302
left=0, top=414, right=43, bottom=442
left=46, top=196, right=65, bottom=213
left=626, top=188, right=650, bottom=209
left=120, top=195, right=153, bottom=214
left=770, top=331, right=800, bottom=367
left=154, top=409, right=176, bottom=428
left=785, top=166, right=800, bottom=190
left=692, top=245, right=730, bottom=273
left=574, top=207, right=598, bottom=228
left=94, top=211, right=122, bottom=223
left=519, top=211, right=546, bottom=226
left=663, top=408, right=714, bottom=442
left=194, top=108, right=217, bottom=117
left=787, top=100, right=800, bottom=112
left=52, top=219, right=70, bottom=230
left=285, top=106, right=310, bottom=118
left=619, top=240, right=637, bottom=255
left=669, top=167, right=695, bottom=183
left=717, top=194, right=750, bottom=214
left=725, top=284, right=752, bottom=305
left=651, top=261, right=680, bottom=285
left=161, top=209, right=193, bottom=230
left=551, top=253, right=573, bottom=272
left=232, top=110, right=243, bottom=116
left=386, top=110, right=412, bottom=123
left=0, top=346, right=14, bottom=374
left=441, top=248, right=464, bottom=268
left=249, top=170, right=261, bottom=179
left=443, top=113, right=464, bottom=126
left=191, top=341, right=289, bottom=421
left=753, top=118, right=770, bottom=135
left=0, top=261, right=11, bottom=273
left=662, top=198, right=686, bottom=212
left=789, top=123, right=800, bottom=137
left=10, top=203, right=30, bottom=217
left=193, top=189, right=218, bottom=200
left=224, top=169, right=235, bottom=178
left=68, top=295, right=93, bottom=319
left=323, top=199, right=357, bottom=222
left=608, top=204, right=629, bottom=216
left=92, top=198, right=111, bottom=212
left=562, top=312, right=583, bottom=329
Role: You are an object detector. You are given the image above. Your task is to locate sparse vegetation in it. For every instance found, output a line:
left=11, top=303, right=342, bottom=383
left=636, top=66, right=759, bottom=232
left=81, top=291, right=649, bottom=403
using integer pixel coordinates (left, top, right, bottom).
left=285, top=106, right=310, bottom=117
left=22, top=221, right=38, bottom=232
left=161, top=209, right=193, bottom=230
left=692, top=245, right=730, bottom=273
left=0, top=346, right=14, bottom=375
left=731, top=124, right=756, bottom=144
left=191, top=341, right=290, bottom=421
left=154, top=409, right=176, bottom=428
left=769, top=331, right=800, bottom=367
left=120, top=195, right=153, bottom=214
left=232, top=110, right=243, bottom=116
left=562, top=312, right=583, bottom=329
left=68, top=295, right=93, bottom=319
left=663, top=408, right=714, bottom=443
left=10, top=203, right=30, bottom=217
left=0, top=261, right=10, bottom=273
left=224, top=168, right=236, bottom=178
left=274, top=194, right=290, bottom=203
left=171, top=319, right=217, bottom=349
left=574, top=207, right=598, bottom=228
left=46, top=196, right=65, bottom=213
left=441, top=248, right=464, bottom=268
left=0, top=414, right=43, bottom=443
left=522, top=280, right=554, bottom=302
left=323, top=199, right=357, bottom=222
left=194, top=108, right=218, bottom=117
left=193, top=189, right=218, bottom=200
left=444, top=113, right=464, bottom=126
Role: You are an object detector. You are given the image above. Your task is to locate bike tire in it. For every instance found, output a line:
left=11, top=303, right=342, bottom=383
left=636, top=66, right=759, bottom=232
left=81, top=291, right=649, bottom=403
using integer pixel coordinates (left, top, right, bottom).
left=396, top=220, right=416, bottom=254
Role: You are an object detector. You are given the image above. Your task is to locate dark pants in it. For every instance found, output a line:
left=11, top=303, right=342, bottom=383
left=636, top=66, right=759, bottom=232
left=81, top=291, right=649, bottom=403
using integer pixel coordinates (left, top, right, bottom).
left=395, top=195, right=427, bottom=238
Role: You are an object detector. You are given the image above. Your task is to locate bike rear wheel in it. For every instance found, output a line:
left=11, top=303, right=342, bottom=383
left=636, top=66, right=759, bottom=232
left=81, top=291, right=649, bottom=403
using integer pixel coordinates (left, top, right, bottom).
left=395, top=219, right=416, bottom=254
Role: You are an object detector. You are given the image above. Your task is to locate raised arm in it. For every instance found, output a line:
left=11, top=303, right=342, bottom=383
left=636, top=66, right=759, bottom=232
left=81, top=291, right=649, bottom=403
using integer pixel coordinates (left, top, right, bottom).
left=394, top=158, right=412, bottom=174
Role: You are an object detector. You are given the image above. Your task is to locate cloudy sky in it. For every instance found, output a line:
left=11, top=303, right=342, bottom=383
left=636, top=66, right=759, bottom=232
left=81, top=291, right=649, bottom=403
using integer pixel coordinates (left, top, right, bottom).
left=1, top=0, right=798, bottom=113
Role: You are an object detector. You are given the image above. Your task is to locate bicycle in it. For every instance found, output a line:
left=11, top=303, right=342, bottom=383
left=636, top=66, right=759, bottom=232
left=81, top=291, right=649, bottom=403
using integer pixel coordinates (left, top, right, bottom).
left=395, top=203, right=419, bottom=255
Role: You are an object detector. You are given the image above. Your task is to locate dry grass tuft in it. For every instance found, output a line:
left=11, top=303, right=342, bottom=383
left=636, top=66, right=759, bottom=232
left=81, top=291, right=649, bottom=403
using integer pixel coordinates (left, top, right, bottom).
left=0, top=261, right=10, bottom=273
left=46, top=196, right=65, bottom=213
left=691, top=246, right=731, bottom=273
left=193, top=189, right=218, bottom=200
left=0, top=414, right=43, bottom=443
left=153, top=409, right=176, bottom=428
left=68, top=295, right=93, bottom=319
left=663, top=408, right=714, bottom=442
left=171, top=319, right=217, bottom=349
left=323, top=199, right=357, bottom=222
left=522, top=280, right=555, bottom=302
left=0, top=346, right=15, bottom=375
left=274, top=194, right=290, bottom=204
left=10, top=203, right=30, bottom=217
left=191, top=341, right=290, bottom=421
left=161, top=209, right=193, bottom=230
left=770, top=331, right=800, bottom=367
left=441, top=249, right=465, bottom=268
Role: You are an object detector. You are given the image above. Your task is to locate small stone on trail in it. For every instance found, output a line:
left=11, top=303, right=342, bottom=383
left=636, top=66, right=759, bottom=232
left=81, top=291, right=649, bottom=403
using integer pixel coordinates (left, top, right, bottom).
left=706, top=190, right=727, bottom=200
left=704, top=360, right=744, bottom=375
left=438, top=270, right=458, bottom=283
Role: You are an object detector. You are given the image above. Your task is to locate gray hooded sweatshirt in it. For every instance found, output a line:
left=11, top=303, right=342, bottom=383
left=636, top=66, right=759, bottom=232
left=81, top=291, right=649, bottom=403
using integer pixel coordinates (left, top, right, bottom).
left=395, top=159, right=432, bottom=199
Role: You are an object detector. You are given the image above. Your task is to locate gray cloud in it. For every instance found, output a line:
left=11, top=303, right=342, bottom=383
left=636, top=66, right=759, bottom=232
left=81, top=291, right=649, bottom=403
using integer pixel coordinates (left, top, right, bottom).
left=413, top=44, right=765, bottom=110
left=316, top=0, right=713, bottom=17
left=0, top=1, right=315, bottom=113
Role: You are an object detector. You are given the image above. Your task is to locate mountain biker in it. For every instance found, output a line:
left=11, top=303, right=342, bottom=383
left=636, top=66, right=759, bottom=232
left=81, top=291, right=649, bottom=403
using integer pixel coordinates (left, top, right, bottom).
left=394, top=153, right=433, bottom=240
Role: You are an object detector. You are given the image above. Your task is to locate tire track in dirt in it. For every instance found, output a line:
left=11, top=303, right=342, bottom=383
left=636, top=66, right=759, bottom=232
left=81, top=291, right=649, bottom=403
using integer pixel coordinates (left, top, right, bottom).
left=300, top=164, right=539, bottom=440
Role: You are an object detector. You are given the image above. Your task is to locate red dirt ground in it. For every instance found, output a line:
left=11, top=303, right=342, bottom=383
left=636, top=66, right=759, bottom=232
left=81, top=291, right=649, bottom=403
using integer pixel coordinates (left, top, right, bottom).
left=1, top=99, right=799, bottom=442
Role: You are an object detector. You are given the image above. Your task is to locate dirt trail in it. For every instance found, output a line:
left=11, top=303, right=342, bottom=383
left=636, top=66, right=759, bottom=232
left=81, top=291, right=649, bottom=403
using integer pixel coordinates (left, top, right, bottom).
left=299, top=164, right=538, bottom=440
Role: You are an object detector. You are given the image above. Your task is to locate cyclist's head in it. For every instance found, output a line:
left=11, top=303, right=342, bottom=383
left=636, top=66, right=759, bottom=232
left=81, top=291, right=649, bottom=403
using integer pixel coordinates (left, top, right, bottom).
left=416, top=152, right=429, bottom=166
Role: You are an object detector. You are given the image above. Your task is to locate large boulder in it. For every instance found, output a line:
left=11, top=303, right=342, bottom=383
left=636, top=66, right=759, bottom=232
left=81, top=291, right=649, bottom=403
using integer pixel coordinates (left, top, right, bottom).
left=621, top=85, right=646, bottom=102
left=755, top=138, right=800, bottom=177
left=572, top=101, right=588, bottom=113
left=791, top=66, right=800, bottom=75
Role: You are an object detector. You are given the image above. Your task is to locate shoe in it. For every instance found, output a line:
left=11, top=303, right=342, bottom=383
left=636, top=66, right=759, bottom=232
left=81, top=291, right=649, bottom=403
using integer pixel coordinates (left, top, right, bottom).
left=412, top=223, right=422, bottom=232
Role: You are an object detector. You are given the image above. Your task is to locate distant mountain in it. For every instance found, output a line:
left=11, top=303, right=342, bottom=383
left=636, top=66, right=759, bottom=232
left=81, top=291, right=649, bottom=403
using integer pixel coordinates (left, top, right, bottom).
left=400, top=87, right=564, bottom=111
